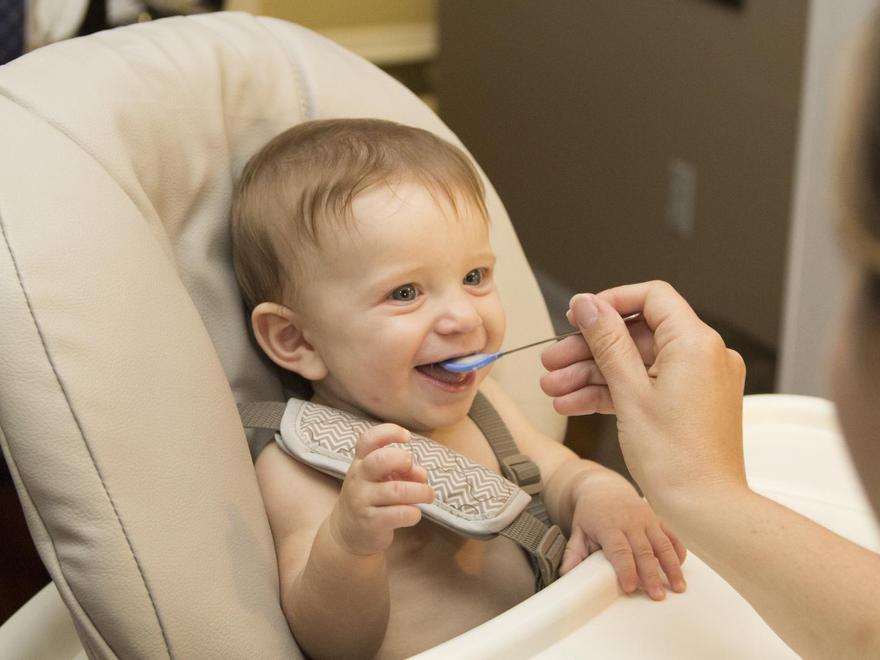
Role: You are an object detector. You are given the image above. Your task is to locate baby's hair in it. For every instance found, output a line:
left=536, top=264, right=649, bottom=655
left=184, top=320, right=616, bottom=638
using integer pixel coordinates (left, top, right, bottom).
left=231, top=118, right=488, bottom=309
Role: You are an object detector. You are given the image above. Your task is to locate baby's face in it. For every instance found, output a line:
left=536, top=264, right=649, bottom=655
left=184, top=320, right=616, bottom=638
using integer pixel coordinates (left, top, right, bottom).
left=295, top=181, right=505, bottom=431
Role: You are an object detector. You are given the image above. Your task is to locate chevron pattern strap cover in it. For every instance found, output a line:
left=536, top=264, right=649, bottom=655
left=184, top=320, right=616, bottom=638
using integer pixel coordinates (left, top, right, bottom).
left=276, top=399, right=533, bottom=539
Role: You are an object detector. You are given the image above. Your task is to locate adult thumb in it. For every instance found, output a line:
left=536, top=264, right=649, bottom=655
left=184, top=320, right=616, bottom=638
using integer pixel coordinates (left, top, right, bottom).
left=570, top=294, right=649, bottom=397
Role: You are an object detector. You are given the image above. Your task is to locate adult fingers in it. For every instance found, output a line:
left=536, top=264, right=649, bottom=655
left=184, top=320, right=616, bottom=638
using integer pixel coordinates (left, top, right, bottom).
left=551, top=385, right=615, bottom=416
left=596, top=281, right=705, bottom=358
left=541, top=317, right=656, bottom=372
left=569, top=294, right=650, bottom=401
left=540, top=359, right=607, bottom=398
left=355, top=423, right=410, bottom=459
left=647, top=525, right=687, bottom=594
left=541, top=333, right=593, bottom=371
left=597, top=281, right=699, bottom=331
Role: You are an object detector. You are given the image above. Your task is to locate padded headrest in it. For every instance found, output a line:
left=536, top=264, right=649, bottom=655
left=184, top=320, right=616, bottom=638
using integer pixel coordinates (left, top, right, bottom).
left=0, top=12, right=562, bottom=658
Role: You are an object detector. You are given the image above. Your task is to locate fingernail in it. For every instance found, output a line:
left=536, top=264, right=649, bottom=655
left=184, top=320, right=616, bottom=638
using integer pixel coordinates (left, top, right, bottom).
left=571, top=294, right=599, bottom=328
left=674, top=579, right=687, bottom=593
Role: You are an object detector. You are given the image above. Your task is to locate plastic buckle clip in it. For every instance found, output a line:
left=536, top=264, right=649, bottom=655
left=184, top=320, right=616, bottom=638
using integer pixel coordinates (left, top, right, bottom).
left=536, top=524, right=565, bottom=588
left=501, top=453, right=542, bottom=495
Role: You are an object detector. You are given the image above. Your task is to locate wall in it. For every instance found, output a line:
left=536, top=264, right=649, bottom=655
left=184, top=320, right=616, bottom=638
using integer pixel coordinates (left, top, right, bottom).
left=227, top=0, right=434, bottom=29
left=778, top=0, right=880, bottom=396
left=438, top=1, right=807, bottom=351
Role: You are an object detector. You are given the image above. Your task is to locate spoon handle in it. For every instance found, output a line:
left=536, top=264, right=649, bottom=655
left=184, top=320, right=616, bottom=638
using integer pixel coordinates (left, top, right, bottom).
left=497, top=311, right=642, bottom=358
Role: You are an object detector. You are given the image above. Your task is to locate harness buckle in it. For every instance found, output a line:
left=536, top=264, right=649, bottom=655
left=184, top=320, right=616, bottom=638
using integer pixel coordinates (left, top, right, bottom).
left=536, top=524, right=566, bottom=588
left=501, top=453, right=542, bottom=495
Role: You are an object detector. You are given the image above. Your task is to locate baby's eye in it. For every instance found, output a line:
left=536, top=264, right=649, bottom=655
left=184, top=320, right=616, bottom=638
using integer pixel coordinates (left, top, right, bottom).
left=390, top=283, right=419, bottom=302
left=463, top=268, right=486, bottom=286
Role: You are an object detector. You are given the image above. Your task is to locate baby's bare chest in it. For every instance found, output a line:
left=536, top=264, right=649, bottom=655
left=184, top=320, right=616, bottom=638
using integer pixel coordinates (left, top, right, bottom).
left=426, top=417, right=501, bottom=473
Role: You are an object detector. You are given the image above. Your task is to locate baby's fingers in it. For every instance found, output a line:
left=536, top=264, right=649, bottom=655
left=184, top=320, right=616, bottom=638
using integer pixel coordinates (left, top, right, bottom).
left=560, top=528, right=590, bottom=576
left=398, top=463, right=428, bottom=484
left=361, top=445, right=418, bottom=483
left=627, top=531, right=666, bottom=601
left=598, top=529, right=639, bottom=594
left=663, top=521, right=688, bottom=564
left=367, top=479, right=434, bottom=508
left=356, top=423, right=410, bottom=459
left=372, top=504, right=423, bottom=531
left=648, top=525, right=687, bottom=594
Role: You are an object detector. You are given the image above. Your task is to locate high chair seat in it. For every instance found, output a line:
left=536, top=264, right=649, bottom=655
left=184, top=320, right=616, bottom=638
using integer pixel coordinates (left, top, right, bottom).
left=0, top=12, right=562, bottom=658
left=5, top=394, right=877, bottom=658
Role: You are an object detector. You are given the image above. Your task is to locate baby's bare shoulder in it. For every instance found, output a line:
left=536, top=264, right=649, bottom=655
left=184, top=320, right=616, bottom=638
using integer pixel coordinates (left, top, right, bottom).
left=255, top=444, right=339, bottom=544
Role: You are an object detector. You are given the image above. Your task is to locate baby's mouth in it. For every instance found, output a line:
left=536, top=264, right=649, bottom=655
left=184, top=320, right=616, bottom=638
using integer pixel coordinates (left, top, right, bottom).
left=415, top=362, right=471, bottom=385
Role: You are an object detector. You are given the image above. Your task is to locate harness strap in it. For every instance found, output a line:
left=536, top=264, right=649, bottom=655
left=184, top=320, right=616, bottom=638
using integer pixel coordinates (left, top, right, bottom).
left=237, top=400, right=286, bottom=430
left=467, top=392, right=563, bottom=588
left=238, top=396, right=565, bottom=590
left=467, top=392, right=551, bottom=524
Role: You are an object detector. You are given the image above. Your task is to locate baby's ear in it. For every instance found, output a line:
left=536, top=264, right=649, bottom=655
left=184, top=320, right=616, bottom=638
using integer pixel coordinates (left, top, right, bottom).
left=250, top=302, right=328, bottom=381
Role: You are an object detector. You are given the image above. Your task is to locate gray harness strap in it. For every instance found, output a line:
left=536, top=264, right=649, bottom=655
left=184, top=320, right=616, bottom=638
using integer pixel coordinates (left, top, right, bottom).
left=237, top=397, right=565, bottom=590
left=467, top=391, right=563, bottom=588
left=238, top=400, right=286, bottom=430
left=467, top=392, right=553, bottom=525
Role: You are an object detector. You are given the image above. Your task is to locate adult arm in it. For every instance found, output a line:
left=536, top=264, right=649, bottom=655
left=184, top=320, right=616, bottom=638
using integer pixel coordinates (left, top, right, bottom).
left=540, top=281, right=880, bottom=657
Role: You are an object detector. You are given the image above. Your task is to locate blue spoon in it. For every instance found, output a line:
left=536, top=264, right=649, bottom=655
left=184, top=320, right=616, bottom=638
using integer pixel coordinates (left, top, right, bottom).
left=439, top=312, right=642, bottom=373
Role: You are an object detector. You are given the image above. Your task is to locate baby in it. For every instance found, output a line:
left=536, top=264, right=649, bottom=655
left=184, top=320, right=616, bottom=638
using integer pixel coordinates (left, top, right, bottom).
left=231, top=118, right=686, bottom=659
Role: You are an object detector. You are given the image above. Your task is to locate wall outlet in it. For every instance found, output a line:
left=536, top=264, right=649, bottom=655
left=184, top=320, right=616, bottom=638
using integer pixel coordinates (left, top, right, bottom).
left=666, top=157, right=697, bottom=239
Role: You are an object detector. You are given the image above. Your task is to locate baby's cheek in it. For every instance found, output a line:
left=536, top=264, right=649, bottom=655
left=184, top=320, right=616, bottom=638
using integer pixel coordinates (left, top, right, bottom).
left=484, top=298, right=506, bottom=349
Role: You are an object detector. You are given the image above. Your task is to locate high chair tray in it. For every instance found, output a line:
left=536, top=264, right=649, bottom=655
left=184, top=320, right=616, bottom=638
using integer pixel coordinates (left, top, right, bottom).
left=414, top=394, right=880, bottom=659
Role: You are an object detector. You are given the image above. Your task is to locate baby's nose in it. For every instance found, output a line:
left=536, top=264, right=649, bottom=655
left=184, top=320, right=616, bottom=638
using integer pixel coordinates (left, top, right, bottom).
left=434, top=296, right=483, bottom=335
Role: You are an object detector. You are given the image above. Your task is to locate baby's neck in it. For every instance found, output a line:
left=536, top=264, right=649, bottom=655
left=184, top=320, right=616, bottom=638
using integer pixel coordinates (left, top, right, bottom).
left=309, top=390, right=368, bottom=420
left=308, top=389, right=471, bottom=440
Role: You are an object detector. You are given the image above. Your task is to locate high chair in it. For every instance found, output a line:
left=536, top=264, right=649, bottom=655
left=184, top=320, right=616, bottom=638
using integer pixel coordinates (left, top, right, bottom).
left=0, top=11, right=562, bottom=659
left=1, top=12, right=878, bottom=660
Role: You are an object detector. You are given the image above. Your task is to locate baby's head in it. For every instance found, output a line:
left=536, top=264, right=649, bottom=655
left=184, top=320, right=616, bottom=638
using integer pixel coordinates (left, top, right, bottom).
left=232, top=119, right=506, bottom=431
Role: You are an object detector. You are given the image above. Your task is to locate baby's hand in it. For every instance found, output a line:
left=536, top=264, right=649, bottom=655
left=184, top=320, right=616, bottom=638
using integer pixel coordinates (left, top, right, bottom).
left=329, top=424, right=434, bottom=557
left=562, top=469, right=687, bottom=600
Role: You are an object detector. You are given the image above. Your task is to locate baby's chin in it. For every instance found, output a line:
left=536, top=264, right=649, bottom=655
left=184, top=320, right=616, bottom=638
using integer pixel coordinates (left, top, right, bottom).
left=312, top=383, right=478, bottom=433
left=367, top=397, right=477, bottom=435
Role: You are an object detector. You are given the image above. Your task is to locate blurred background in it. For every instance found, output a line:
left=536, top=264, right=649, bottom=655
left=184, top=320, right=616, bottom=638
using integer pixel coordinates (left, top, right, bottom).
left=0, top=0, right=869, bottom=623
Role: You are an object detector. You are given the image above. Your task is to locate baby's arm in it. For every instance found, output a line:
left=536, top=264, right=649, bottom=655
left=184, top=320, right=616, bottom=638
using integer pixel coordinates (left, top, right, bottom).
left=479, top=377, right=686, bottom=599
left=255, top=424, right=433, bottom=659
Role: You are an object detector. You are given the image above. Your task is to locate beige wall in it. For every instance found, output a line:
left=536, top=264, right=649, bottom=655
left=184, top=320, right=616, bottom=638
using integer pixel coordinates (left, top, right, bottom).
left=228, top=0, right=435, bottom=29
left=439, top=1, right=808, bottom=350
left=779, top=0, right=880, bottom=395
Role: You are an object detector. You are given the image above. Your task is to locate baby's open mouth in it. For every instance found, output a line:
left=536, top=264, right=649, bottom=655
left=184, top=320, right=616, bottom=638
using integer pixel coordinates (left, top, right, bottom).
left=416, top=362, right=471, bottom=384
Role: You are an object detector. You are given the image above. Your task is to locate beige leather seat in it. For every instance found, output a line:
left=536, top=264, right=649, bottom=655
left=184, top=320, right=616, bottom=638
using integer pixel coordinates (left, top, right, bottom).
left=0, top=12, right=563, bottom=658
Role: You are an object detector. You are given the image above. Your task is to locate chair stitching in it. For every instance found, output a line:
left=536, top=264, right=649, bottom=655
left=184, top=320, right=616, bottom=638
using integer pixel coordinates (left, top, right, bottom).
left=0, top=423, right=117, bottom=658
left=255, top=15, right=315, bottom=122
left=0, top=208, right=174, bottom=659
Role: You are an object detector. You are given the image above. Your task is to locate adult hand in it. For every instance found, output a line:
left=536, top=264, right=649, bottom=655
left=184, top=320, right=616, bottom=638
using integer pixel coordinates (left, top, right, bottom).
left=540, top=281, right=748, bottom=508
